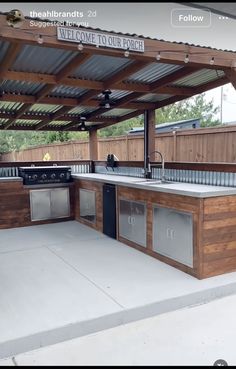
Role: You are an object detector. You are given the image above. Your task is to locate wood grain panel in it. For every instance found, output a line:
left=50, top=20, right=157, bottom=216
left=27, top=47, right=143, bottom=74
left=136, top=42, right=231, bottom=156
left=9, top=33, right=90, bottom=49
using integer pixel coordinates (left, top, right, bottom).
left=117, top=185, right=201, bottom=278
left=202, top=256, right=236, bottom=278
left=117, top=186, right=199, bottom=213
left=74, top=179, right=103, bottom=232
left=201, top=195, right=236, bottom=278
left=204, top=196, right=236, bottom=216
left=118, top=235, right=198, bottom=278
left=0, top=181, right=75, bottom=229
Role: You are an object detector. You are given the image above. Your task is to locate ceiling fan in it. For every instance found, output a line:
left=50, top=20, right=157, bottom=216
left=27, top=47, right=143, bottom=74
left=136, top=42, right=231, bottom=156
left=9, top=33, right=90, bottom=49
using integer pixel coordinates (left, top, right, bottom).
left=99, top=90, right=115, bottom=109
left=78, top=116, right=88, bottom=131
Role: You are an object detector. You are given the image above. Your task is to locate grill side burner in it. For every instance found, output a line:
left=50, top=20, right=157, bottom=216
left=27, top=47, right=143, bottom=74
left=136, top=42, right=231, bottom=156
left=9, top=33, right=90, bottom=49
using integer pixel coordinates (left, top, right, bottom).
left=19, top=166, right=72, bottom=186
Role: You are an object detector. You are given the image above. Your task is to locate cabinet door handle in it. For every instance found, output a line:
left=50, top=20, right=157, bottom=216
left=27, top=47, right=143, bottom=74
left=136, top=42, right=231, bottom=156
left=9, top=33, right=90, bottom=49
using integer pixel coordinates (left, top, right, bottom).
left=128, top=216, right=131, bottom=224
left=131, top=216, right=135, bottom=225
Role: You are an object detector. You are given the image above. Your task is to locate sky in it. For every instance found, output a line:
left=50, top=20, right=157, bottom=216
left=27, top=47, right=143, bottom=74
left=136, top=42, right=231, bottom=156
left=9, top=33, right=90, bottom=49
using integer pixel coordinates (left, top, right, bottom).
left=1, top=2, right=236, bottom=123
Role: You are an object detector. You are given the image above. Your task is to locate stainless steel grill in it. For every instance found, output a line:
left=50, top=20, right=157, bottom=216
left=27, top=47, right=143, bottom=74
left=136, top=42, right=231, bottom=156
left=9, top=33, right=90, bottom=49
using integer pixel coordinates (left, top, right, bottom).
left=19, top=166, right=72, bottom=186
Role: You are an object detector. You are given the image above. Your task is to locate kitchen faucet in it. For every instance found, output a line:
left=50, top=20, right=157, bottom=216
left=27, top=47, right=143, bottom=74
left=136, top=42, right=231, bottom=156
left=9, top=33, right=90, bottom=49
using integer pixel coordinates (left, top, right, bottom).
left=148, top=150, right=166, bottom=181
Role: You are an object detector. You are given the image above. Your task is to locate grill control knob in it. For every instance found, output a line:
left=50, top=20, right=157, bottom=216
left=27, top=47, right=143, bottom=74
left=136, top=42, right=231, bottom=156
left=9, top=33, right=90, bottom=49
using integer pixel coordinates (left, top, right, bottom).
left=60, top=173, right=65, bottom=179
left=32, top=174, right=38, bottom=180
left=41, top=173, right=47, bottom=180
left=51, top=173, right=56, bottom=179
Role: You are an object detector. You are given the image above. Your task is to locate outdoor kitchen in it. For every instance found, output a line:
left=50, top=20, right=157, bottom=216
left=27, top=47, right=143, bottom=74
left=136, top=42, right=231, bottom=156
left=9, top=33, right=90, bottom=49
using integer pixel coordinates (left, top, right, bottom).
left=1, top=7, right=236, bottom=364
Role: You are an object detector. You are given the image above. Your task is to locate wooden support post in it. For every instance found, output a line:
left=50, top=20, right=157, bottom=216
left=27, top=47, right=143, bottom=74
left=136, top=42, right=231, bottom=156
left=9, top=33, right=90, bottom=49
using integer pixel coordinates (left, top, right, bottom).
left=144, top=109, right=156, bottom=178
left=173, top=130, right=177, bottom=161
left=148, top=109, right=156, bottom=159
left=225, top=68, right=236, bottom=90
left=89, top=128, right=98, bottom=161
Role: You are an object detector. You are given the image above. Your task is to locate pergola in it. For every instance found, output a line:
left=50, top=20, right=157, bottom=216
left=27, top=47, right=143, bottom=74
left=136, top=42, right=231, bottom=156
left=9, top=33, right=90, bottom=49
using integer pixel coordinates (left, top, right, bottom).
left=0, top=12, right=236, bottom=163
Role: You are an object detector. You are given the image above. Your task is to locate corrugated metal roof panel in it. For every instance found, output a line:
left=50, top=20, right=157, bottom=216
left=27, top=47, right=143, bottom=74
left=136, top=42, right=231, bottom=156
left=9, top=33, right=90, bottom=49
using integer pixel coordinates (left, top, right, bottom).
left=50, top=85, right=87, bottom=98
left=137, top=93, right=172, bottom=102
left=0, top=80, right=45, bottom=95
left=127, top=63, right=183, bottom=84
left=11, top=45, right=77, bottom=74
left=102, top=108, right=135, bottom=117
left=49, top=120, right=71, bottom=126
left=14, top=119, right=41, bottom=125
left=29, top=104, right=62, bottom=114
left=68, top=106, right=96, bottom=115
left=171, top=69, right=225, bottom=87
left=0, top=101, right=23, bottom=112
left=0, top=41, right=9, bottom=64
left=0, top=119, right=9, bottom=126
left=70, top=54, right=133, bottom=81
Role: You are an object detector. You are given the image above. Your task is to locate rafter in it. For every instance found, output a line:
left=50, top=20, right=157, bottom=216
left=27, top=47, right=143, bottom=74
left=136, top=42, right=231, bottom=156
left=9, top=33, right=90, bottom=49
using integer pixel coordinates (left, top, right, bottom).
left=4, top=104, right=31, bottom=129
left=5, top=52, right=91, bottom=128
left=96, top=74, right=230, bottom=129
left=94, top=110, right=144, bottom=130
left=63, top=116, right=119, bottom=131
left=150, top=66, right=197, bottom=92
left=2, top=71, right=194, bottom=95
left=103, top=60, right=150, bottom=88
left=153, top=75, right=229, bottom=110
left=71, top=60, right=153, bottom=107
left=0, top=93, right=159, bottom=110
left=80, top=67, right=197, bottom=121
left=0, top=42, right=22, bottom=79
left=35, top=106, right=72, bottom=130
left=35, top=53, right=91, bottom=102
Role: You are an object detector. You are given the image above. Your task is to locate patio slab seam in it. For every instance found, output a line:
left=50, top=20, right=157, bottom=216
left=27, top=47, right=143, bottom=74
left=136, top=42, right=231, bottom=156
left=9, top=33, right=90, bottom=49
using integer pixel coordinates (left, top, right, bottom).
left=46, top=245, right=125, bottom=309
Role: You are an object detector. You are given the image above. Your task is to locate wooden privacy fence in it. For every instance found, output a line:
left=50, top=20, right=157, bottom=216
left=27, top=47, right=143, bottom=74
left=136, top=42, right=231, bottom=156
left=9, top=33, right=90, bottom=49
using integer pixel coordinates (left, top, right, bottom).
left=1, top=125, right=236, bottom=163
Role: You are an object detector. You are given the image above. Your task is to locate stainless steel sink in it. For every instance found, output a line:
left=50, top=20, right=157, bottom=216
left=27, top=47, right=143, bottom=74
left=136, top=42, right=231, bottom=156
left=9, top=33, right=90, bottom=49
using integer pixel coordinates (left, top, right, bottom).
left=133, top=179, right=174, bottom=185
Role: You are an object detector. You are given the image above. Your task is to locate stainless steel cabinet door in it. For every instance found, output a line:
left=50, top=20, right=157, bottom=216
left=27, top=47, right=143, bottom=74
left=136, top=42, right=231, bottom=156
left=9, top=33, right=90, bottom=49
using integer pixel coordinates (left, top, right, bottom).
left=79, top=189, right=96, bottom=223
left=119, top=199, right=132, bottom=241
left=51, top=188, right=70, bottom=219
left=130, top=201, right=146, bottom=247
left=153, top=206, right=193, bottom=267
left=30, top=189, right=51, bottom=221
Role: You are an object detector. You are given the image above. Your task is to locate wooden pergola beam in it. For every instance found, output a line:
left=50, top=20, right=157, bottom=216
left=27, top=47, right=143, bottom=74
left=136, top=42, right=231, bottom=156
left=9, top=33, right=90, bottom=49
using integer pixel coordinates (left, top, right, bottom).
left=97, top=74, right=230, bottom=129
left=103, top=60, right=150, bottom=88
left=55, top=53, right=91, bottom=81
left=0, top=112, right=117, bottom=124
left=150, top=66, right=196, bottom=92
left=1, top=73, right=228, bottom=129
left=35, top=53, right=91, bottom=102
left=72, top=60, right=154, bottom=108
left=0, top=42, right=22, bottom=79
left=3, top=104, right=31, bottom=129
left=2, top=71, right=194, bottom=95
left=62, top=116, right=119, bottom=131
left=81, top=67, right=196, bottom=121
left=35, top=106, right=72, bottom=130
left=5, top=52, right=91, bottom=128
left=0, top=93, right=159, bottom=110
left=225, top=68, right=236, bottom=90
left=153, top=75, right=229, bottom=110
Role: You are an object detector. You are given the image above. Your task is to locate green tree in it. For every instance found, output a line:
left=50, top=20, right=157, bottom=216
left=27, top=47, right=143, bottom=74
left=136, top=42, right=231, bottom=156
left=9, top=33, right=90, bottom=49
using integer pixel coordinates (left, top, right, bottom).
left=156, top=94, right=220, bottom=127
left=98, top=93, right=220, bottom=138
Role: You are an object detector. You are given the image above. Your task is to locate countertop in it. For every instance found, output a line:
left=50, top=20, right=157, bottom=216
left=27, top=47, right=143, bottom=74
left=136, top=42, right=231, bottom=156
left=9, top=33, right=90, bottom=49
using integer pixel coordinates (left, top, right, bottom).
left=72, top=173, right=236, bottom=198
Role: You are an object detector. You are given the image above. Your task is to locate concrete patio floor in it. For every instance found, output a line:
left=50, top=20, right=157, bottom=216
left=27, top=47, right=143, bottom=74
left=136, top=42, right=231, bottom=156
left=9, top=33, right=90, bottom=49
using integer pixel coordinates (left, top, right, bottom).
left=1, top=293, right=235, bottom=366
left=1, top=221, right=236, bottom=359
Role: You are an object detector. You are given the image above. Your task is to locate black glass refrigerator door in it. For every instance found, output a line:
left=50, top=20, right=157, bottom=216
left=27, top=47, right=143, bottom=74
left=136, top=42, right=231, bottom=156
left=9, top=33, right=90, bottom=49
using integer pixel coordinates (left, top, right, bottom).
left=103, top=184, right=116, bottom=239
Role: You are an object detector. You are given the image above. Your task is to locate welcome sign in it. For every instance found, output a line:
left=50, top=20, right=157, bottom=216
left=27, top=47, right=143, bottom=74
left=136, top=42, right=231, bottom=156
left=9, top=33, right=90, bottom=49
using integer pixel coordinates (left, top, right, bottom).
left=57, top=26, right=145, bottom=53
